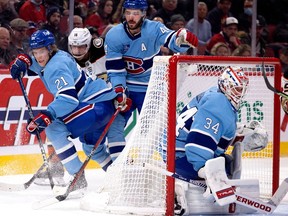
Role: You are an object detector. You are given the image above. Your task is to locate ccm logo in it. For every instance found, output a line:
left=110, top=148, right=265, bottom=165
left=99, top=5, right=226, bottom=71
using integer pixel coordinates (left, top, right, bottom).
left=216, top=187, right=235, bottom=199
left=236, top=195, right=272, bottom=212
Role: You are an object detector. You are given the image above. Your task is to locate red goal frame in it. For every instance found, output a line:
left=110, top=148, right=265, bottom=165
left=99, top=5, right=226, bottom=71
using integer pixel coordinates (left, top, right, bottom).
left=165, top=55, right=282, bottom=216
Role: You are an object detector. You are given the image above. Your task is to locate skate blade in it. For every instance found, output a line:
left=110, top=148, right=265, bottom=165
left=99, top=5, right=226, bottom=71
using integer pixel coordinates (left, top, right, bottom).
left=34, top=177, right=66, bottom=186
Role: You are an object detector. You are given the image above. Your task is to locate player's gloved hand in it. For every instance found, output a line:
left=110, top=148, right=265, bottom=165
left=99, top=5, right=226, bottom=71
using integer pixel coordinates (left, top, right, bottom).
left=114, top=85, right=132, bottom=112
left=9, top=54, right=32, bottom=80
left=175, top=28, right=198, bottom=48
left=26, top=111, right=53, bottom=135
left=281, top=77, right=288, bottom=115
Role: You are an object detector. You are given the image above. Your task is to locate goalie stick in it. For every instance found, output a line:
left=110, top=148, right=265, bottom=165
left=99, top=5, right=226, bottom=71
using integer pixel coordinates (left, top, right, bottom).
left=32, top=107, right=121, bottom=210
left=0, top=152, right=55, bottom=191
left=143, top=163, right=288, bottom=214
left=18, top=77, right=55, bottom=190
left=261, top=62, right=288, bottom=99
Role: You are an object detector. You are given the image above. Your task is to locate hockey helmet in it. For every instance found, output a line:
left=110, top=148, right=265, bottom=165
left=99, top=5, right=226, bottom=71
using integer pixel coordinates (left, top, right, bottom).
left=218, top=66, right=249, bottom=110
left=29, top=29, right=55, bottom=50
left=123, top=0, right=148, bottom=10
left=68, top=27, right=92, bottom=60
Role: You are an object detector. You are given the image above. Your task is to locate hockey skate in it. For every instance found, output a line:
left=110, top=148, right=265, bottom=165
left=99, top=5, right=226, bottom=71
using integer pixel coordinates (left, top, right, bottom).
left=34, top=144, right=66, bottom=186
left=34, top=160, right=66, bottom=186
left=53, top=172, right=88, bottom=199
left=70, top=172, right=88, bottom=193
left=174, top=180, right=189, bottom=216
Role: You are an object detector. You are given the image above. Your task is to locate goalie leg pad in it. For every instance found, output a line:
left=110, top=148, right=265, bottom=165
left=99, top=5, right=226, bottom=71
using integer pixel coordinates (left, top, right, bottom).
left=204, top=157, right=236, bottom=206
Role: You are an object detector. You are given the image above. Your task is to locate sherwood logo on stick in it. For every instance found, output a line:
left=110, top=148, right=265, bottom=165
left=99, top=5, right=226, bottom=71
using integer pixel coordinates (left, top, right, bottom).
left=236, top=194, right=272, bottom=212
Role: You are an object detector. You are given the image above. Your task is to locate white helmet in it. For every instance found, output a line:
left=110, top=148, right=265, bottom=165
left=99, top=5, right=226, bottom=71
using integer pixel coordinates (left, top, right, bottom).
left=218, top=66, right=249, bottom=110
left=68, top=27, right=92, bottom=60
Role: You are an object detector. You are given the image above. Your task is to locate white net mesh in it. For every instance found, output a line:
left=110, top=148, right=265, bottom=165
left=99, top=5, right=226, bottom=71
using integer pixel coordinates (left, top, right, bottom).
left=81, top=55, right=280, bottom=215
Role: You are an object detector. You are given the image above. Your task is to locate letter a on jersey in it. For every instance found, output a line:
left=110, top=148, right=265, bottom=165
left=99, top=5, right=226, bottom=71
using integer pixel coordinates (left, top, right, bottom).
left=141, top=43, right=147, bottom=51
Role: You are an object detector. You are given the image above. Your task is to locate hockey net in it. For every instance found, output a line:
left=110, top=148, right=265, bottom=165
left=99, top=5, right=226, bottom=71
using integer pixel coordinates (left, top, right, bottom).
left=81, top=55, right=281, bottom=215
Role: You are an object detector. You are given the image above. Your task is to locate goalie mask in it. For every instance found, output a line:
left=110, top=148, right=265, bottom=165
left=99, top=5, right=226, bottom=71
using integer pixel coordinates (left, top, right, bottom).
left=68, top=27, right=92, bottom=60
left=218, top=66, right=249, bottom=110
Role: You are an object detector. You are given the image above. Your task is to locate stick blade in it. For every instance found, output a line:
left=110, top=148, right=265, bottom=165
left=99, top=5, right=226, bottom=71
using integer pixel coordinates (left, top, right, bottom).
left=32, top=196, right=61, bottom=210
left=268, top=178, right=288, bottom=206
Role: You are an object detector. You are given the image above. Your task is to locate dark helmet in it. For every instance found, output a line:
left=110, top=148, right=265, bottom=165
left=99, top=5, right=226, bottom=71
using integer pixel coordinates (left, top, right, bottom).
left=123, top=0, right=148, bottom=10
left=29, top=29, right=55, bottom=50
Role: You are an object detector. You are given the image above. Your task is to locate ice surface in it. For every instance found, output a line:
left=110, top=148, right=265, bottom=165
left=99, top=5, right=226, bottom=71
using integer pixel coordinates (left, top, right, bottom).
left=0, top=167, right=287, bottom=216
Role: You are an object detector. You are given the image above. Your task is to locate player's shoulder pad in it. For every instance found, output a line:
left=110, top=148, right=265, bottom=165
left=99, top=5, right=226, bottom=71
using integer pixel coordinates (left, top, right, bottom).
left=92, top=37, right=104, bottom=49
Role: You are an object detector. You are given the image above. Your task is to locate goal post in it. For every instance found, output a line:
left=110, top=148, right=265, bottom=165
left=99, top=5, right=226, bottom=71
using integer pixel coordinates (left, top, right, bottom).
left=81, top=55, right=282, bottom=216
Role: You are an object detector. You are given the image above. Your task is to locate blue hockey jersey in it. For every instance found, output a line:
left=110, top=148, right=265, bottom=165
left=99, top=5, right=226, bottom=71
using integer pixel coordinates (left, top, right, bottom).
left=29, top=50, right=116, bottom=119
left=105, top=19, right=191, bottom=92
left=176, top=86, right=238, bottom=172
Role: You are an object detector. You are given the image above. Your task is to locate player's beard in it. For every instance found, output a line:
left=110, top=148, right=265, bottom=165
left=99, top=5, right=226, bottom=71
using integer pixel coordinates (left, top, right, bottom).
left=127, top=18, right=143, bottom=31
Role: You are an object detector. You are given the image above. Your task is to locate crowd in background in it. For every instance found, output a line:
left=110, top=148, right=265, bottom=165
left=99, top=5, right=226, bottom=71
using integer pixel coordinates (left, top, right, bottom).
left=0, top=0, right=288, bottom=72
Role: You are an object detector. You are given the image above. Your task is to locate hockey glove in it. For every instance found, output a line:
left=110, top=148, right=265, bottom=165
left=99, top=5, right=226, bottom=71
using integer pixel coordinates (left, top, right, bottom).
left=175, top=28, right=198, bottom=48
left=26, top=111, right=53, bottom=135
left=114, top=85, right=132, bottom=112
left=281, top=77, right=288, bottom=115
left=9, top=54, right=32, bottom=80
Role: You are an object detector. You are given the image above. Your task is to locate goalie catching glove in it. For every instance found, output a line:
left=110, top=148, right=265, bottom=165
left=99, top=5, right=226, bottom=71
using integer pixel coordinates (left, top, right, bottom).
left=281, top=77, right=288, bottom=115
left=26, top=111, right=53, bottom=135
left=175, top=28, right=198, bottom=48
left=9, top=54, right=32, bottom=80
left=114, top=85, right=132, bottom=112
left=235, top=120, right=268, bottom=152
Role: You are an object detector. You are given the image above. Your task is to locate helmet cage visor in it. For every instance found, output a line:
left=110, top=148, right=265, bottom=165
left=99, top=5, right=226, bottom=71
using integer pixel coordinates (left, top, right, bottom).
left=219, top=67, right=249, bottom=110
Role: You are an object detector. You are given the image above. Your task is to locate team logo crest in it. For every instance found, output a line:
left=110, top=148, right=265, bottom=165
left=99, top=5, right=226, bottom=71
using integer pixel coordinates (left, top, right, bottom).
left=93, top=38, right=103, bottom=48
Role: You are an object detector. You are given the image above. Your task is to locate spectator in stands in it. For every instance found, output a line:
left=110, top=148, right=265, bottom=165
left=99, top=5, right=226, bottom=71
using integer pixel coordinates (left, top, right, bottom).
left=167, top=14, right=185, bottom=31
left=273, top=14, right=288, bottom=43
left=279, top=47, right=288, bottom=74
left=74, top=0, right=88, bottom=19
left=207, top=0, right=233, bottom=35
left=0, top=27, right=17, bottom=68
left=146, top=3, right=158, bottom=20
left=152, top=16, right=171, bottom=55
left=206, top=17, right=241, bottom=55
left=210, top=42, right=231, bottom=56
left=18, top=0, right=46, bottom=36
left=238, top=16, right=267, bottom=57
left=0, top=0, right=19, bottom=27
left=73, top=15, right=84, bottom=28
left=152, top=0, right=182, bottom=26
left=43, top=0, right=65, bottom=12
left=9, top=18, right=30, bottom=54
left=85, top=0, right=114, bottom=36
left=64, top=15, right=84, bottom=35
left=237, top=0, right=254, bottom=33
left=40, top=6, right=66, bottom=50
left=186, top=2, right=212, bottom=46
left=232, top=44, right=252, bottom=56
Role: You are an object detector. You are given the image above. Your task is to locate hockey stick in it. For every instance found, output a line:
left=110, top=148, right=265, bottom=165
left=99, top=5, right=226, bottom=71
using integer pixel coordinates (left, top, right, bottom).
left=261, top=62, right=288, bottom=98
left=0, top=152, right=55, bottom=191
left=17, top=78, right=55, bottom=190
left=32, top=107, right=121, bottom=209
left=143, top=163, right=288, bottom=214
